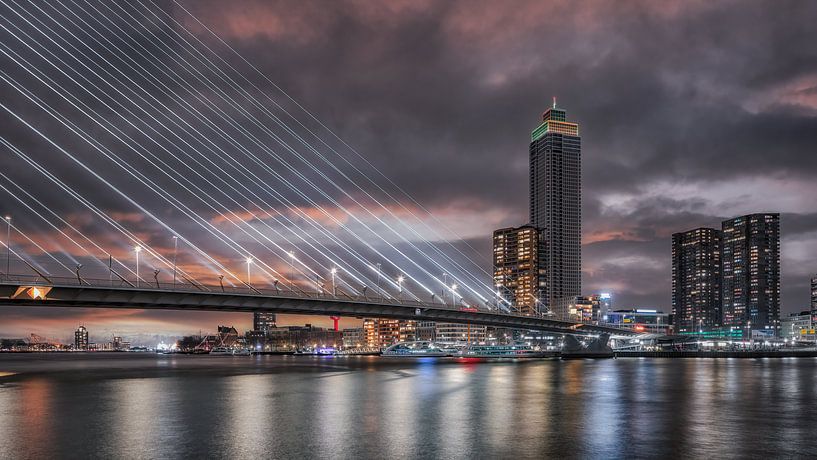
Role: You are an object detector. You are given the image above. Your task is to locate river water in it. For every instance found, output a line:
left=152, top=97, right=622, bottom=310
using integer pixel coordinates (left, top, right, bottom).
left=0, top=353, right=815, bottom=459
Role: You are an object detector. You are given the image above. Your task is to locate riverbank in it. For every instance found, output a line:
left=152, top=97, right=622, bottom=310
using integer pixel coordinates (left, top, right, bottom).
left=616, top=349, right=817, bottom=358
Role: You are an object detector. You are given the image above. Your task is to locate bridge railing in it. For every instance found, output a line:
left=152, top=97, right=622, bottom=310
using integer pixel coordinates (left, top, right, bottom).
left=0, top=272, right=514, bottom=315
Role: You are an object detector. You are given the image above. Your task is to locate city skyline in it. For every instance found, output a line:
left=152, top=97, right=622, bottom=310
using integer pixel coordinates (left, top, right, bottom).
left=2, top=0, right=817, bottom=340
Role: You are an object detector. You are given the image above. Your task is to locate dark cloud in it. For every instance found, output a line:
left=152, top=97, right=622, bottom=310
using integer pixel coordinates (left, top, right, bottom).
left=1, top=0, right=816, bottom=338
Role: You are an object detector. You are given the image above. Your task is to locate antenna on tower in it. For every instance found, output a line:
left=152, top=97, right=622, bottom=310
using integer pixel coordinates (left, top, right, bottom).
left=552, top=96, right=557, bottom=109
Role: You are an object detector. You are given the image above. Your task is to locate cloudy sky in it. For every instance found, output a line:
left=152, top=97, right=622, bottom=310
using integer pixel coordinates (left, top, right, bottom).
left=1, top=0, right=816, bottom=344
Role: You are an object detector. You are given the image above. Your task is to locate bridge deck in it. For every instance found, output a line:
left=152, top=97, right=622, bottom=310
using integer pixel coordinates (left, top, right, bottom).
left=0, top=276, right=638, bottom=336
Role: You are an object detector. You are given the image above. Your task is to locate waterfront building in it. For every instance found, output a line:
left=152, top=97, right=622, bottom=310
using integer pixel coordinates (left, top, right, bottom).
left=596, top=293, right=612, bottom=322
left=529, top=100, right=581, bottom=319
left=341, top=327, right=365, bottom=348
left=415, top=321, right=436, bottom=341
left=721, top=214, right=780, bottom=336
left=253, top=312, right=277, bottom=335
left=266, top=325, right=342, bottom=350
left=781, top=311, right=815, bottom=342
left=434, top=323, right=487, bottom=343
left=362, top=318, right=416, bottom=347
left=672, top=228, right=722, bottom=334
left=74, top=325, right=89, bottom=350
left=811, top=275, right=817, bottom=323
left=492, top=225, right=546, bottom=315
left=606, top=309, right=669, bottom=334
left=569, top=296, right=595, bottom=323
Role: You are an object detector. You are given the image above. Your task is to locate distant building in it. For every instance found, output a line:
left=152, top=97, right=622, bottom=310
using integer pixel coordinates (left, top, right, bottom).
left=342, top=327, right=365, bottom=348
left=434, top=323, right=487, bottom=343
left=74, top=325, right=89, bottom=350
left=781, top=311, right=815, bottom=342
left=362, top=318, right=416, bottom=348
left=569, top=296, right=595, bottom=323
left=811, top=275, right=817, bottom=324
left=415, top=321, right=436, bottom=341
left=672, top=227, right=722, bottom=334
left=112, top=336, right=130, bottom=351
left=253, top=312, right=277, bottom=334
left=606, top=309, right=669, bottom=334
left=721, top=213, right=780, bottom=336
left=492, top=225, right=546, bottom=315
left=529, top=100, right=581, bottom=318
left=266, top=325, right=342, bottom=350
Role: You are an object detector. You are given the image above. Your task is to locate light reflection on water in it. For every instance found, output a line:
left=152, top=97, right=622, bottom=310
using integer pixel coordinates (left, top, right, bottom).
left=1, top=354, right=817, bottom=459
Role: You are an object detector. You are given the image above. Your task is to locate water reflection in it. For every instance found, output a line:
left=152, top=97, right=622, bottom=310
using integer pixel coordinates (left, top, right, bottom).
left=2, top=355, right=817, bottom=458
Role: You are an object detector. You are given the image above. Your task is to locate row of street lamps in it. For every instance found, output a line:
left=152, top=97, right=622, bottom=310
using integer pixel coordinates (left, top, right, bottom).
left=2, top=216, right=464, bottom=306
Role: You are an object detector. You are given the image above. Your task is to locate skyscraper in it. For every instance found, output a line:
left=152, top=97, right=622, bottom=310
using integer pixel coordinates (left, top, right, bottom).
left=721, top=213, right=780, bottom=336
left=529, top=99, right=581, bottom=318
left=672, top=228, right=722, bottom=334
left=74, top=325, right=89, bottom=350
left=810, top=275, right=817, bottom=324
left=492, top=225, right=546, bottom=315
left=253, top=312, right=277, bottom=334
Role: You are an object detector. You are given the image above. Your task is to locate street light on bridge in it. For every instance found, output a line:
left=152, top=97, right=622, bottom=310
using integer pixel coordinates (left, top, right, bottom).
left=172, top=235, right=178, bottom=290
left=4, top=215, right=10, bottom=277
left=451, top=284, right=458, bottom=306
left=246, top=257, right=253, bottom=288
left=134, top=245, right=142, bottom=287
left=397, top=275, right=404, bottom=300
left=330, top=267, right=337, bottom=296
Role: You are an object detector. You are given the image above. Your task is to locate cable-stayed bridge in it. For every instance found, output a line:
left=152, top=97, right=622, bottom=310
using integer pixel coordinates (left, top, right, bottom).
left=0, top=0, right=637, bottom=338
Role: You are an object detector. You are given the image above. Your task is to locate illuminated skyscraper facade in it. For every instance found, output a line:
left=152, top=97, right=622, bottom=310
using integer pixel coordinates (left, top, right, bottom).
left=810, top=275, right=817, bottom=324
left=721, top=213, right=780, bottom=336
left=492, top=225, right=546, bottom=315
left=672, top=228, right=722, bottom=333
left=529, top=101, right=581, bottom=318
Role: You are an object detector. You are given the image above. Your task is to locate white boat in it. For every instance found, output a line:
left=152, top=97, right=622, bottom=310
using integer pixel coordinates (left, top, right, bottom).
left=209, top=347, right=232, bottom=355
left=382, top=341, right=451, bottom=357
left=231, top=348, right=251, bottom=356
left=457, top=343, right=554, bottom=359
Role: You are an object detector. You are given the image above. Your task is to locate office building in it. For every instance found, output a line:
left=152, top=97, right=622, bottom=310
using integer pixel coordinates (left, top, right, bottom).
left=721, top=213, right=780, bottom=336
left=434, top=323, right=487, bottom=343
left=74, top=325, right=89, bottom=350
left=493, top=225, right=546, bottom=315
left=253, top=312, right=277, bottom=335
left=342, top=327, right=365, bottom=348
left=606, top=309, right=669, bottom=334
left=781, top=311, right=815, bottom=342
left=415, top=321, right=436, bottom=341
left=529, top=100, right=581, bottom=318
left=671, top=228, right=722, bottom=334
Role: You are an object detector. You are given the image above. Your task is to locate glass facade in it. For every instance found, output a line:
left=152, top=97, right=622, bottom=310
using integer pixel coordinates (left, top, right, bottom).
left=529, top=104, right=581, bottom=319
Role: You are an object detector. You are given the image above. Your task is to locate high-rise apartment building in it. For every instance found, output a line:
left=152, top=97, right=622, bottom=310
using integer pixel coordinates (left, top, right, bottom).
left=810, top=275, right=817, bottom=324
left=253, top=312, right=277, bottom=334
left=493, top=225, right=546, bottom=315
left=672, top=228, right=722, bottom=334
left=721, top=214, right=780, bottom=336
left=74, top=325, right=89, bottom=350
left=529, top=100, right=581, bottom=318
